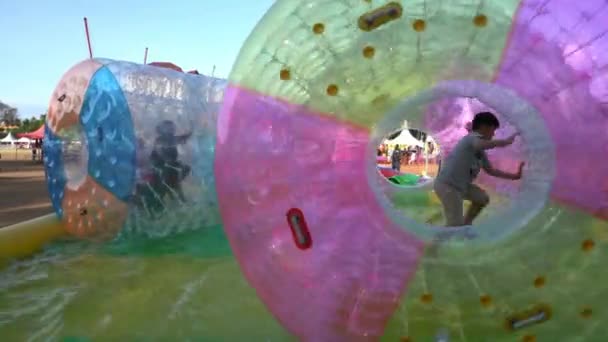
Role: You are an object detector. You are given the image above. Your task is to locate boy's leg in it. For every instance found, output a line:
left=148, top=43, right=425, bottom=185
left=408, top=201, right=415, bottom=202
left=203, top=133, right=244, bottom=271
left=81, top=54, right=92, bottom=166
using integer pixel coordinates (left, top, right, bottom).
left=179, top=163, right=191, bottom=181
left=433, top=181, right=465, bottom=227
left=174, top=162, right=190, bottom=202
left=463, top=184, right=490, bottom=225
left=162, top=162, right=189, bottom=202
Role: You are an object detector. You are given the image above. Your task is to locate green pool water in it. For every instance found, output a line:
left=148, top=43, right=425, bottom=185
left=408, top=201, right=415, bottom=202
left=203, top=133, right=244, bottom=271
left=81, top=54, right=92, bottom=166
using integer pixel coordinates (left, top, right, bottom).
left=0, top=227, right=292, bottom=341
left=1, top=195, right=606, bottom=341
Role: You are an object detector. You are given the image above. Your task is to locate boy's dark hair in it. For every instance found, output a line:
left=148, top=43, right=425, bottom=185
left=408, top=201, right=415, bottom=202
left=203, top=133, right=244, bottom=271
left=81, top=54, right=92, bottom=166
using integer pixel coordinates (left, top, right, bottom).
left=472, top=112, right=500, bottom=130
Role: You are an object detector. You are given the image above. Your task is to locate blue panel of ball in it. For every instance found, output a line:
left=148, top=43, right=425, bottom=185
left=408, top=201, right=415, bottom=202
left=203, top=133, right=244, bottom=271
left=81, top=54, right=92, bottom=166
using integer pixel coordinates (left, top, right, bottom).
left=80, top=67, right=136, bottom=201
left=43, top=123, right=66, bottom=218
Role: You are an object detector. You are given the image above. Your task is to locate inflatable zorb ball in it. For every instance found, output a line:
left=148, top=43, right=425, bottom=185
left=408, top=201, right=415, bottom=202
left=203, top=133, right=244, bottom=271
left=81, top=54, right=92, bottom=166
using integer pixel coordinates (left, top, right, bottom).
left=217, top=0, right=608, bottom=341
left=44, top=59, right=225, bottom=239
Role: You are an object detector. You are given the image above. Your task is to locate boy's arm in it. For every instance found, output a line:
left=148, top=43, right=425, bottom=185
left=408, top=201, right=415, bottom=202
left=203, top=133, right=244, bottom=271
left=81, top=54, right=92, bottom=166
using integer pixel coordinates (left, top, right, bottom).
left=482, top=157, right=524, bottom=180
left=176, top=132, right=193, bottom=145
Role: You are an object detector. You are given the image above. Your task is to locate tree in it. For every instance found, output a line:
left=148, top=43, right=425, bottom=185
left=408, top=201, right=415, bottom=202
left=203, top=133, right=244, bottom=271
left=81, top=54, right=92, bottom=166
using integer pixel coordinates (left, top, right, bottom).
left=8, top=112, right=47, bottom=134
left=0, top=106, right=19, bottom=126
left=22, top=118, right=31, bottom=130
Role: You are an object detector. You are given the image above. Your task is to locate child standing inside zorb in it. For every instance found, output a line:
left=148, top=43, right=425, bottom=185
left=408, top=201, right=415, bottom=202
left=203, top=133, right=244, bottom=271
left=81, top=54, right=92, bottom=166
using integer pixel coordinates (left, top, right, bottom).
left=150, top=120, right=192, bottom=203
left=433, top=112, right=525, bottom=227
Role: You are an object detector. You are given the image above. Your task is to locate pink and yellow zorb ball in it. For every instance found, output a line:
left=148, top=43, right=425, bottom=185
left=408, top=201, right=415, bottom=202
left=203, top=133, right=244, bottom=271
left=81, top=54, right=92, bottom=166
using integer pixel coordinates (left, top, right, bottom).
left=215, top=0, right=608, bottom=341
left=44, top=59, right=224, bottom=240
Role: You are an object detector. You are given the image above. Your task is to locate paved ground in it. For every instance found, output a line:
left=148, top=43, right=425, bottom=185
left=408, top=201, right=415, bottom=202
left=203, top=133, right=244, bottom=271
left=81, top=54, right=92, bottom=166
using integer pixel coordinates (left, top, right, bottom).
left=0, top=160, right=51, bottom=227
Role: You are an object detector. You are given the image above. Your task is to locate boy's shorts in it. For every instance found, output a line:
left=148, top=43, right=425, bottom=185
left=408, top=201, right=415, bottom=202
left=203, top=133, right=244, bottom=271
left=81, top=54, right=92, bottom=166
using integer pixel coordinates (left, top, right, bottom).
left=433, top=180, right=489, bottom=227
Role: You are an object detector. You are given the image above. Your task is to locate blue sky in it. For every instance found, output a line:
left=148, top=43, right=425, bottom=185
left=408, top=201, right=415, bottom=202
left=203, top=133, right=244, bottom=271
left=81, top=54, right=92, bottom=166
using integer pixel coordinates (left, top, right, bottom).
left=0, top=0, right=275, bottom=118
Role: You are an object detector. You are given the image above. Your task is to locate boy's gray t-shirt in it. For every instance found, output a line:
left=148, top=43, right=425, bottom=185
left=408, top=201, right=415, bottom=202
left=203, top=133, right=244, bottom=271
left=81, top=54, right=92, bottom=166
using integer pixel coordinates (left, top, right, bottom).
left=436, top=132, right=491, bottom=192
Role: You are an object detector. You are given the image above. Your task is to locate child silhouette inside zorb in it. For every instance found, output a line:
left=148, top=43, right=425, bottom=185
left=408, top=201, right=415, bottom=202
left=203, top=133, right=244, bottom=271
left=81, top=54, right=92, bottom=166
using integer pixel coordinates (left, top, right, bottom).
left=133, top=120, right=192, bottom=215
left=149, top=120, right=192, bottom=204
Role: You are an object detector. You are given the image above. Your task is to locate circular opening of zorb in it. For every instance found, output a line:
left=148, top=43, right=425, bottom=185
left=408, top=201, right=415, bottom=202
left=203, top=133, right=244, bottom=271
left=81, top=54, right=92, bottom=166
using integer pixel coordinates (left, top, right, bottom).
left=215, top=0, right=608, bottom=341
left=368, top=80, right=555, bottom=244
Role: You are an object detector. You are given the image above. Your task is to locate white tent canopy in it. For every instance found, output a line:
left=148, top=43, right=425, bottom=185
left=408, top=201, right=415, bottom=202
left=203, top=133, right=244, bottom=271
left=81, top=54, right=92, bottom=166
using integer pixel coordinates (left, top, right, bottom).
left=384, top=129, right=424, bottom=147
left=17, top=137, right=31, bottom=144
left=0, top=132, right=16, bottom=145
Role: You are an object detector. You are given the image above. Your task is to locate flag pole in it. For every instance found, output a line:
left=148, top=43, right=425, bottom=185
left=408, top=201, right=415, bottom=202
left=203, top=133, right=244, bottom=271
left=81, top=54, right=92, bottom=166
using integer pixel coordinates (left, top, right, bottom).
left=83, top=17, right=93, bottom=59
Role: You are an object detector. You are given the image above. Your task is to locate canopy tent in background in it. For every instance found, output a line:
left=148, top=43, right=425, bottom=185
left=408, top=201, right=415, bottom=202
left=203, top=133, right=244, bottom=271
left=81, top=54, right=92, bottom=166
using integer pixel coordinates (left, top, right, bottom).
left=18, top=125, right=44, bottom=140
left=16, top=137, right=31, bottom=147
left=383, top=129, right=424, bottom=147
left=147, top=61, right=184, bottom=72
left=0, top=132, right=17, bottom=146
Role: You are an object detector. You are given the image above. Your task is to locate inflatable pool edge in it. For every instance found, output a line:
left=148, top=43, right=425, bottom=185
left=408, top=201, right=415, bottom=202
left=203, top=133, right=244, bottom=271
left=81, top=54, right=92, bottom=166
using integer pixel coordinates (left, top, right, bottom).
left=0, top=214, right=65, bottom=267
